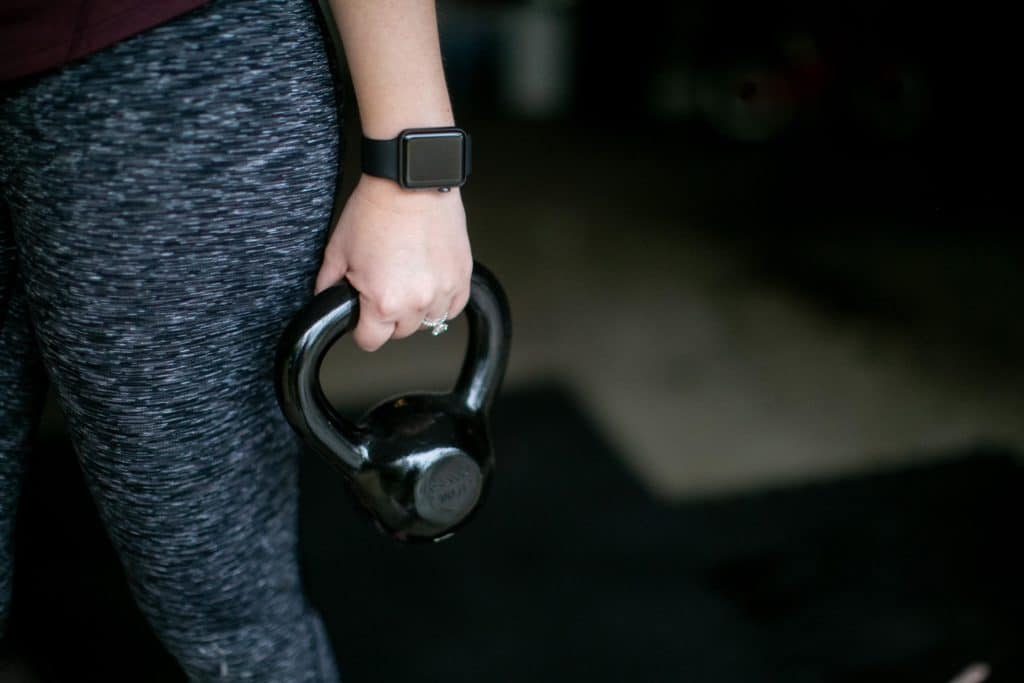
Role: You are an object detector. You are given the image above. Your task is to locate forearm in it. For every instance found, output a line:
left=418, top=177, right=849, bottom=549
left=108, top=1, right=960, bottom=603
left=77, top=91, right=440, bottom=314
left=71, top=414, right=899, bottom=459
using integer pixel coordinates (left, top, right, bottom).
left=328, top=0, right=454, bottom=139
left=316, top=0, right=471, bottom=341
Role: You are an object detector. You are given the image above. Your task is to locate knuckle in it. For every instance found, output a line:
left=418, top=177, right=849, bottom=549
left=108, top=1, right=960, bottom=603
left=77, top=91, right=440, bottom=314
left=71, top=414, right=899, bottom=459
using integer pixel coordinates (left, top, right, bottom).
left=451, top=291, right=470, bottom=316
left=440, top=277, right=459, bottom=296
left=375, top=294, right=401, bottom=318
left=410, top=287, right=433, bottom=311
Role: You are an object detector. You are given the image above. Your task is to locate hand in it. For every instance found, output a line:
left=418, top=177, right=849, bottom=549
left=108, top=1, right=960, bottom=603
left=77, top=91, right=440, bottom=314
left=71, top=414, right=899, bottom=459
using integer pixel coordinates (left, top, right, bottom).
left=315, top=174, right=473, bottom=352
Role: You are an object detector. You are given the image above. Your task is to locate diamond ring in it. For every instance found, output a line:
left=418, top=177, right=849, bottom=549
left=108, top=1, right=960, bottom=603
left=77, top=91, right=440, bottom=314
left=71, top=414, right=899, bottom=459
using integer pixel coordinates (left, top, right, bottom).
left=420, top=313, right=449, bottom=336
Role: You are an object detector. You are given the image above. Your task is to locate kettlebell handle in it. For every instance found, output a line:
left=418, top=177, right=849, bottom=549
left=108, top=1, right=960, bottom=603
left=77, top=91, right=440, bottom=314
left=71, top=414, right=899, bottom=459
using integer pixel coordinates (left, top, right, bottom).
left=275, top=260, right=511, bottom=471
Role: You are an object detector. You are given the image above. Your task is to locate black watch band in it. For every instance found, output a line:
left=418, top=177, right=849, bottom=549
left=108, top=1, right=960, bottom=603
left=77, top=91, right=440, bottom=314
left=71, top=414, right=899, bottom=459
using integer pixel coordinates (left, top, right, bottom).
left=361, top=127, right=471, bottom=190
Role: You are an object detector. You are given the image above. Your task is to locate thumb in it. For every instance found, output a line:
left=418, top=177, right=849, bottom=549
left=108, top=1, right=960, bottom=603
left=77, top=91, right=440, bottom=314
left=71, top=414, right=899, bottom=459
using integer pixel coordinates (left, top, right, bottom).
left=314, top=256, right=347, bottom=294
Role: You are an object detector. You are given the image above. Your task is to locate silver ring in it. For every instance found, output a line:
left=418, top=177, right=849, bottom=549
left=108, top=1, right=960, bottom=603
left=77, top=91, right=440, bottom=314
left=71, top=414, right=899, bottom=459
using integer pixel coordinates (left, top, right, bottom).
left=420, top=312, right=449, bottom=336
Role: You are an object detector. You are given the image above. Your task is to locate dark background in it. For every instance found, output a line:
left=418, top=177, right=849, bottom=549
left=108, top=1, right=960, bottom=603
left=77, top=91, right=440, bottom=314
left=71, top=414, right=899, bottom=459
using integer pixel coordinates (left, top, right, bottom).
left=5, top=0, right=1022, bottom=681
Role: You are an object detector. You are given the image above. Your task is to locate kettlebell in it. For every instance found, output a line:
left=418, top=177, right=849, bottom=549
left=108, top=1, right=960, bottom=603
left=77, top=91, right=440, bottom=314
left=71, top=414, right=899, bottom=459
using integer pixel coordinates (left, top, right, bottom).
left=274, top=261, right=511, bottom=543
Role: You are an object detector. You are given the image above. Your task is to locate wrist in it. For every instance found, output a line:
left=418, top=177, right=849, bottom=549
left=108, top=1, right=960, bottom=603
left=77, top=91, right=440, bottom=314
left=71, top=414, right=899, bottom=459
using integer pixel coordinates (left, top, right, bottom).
left=360, top=113, right=454, bottom=141
left=357, top=173, right=461, bottom=206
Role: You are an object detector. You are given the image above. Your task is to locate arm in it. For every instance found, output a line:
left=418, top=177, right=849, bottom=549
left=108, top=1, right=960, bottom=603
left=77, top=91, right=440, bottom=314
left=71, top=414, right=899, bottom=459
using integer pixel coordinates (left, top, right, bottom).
left=317, top=0, right=472, bottom=352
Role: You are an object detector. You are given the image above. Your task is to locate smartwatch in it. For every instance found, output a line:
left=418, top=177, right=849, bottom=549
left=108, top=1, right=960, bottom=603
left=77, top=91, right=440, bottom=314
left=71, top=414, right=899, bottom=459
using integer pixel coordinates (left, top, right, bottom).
left=361, top=127, right=471, bottom=191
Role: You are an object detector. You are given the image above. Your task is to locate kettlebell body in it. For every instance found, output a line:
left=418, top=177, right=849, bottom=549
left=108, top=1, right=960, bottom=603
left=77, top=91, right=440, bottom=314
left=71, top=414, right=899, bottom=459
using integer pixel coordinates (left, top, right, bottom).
left=275, top=261, right=510, bottom=542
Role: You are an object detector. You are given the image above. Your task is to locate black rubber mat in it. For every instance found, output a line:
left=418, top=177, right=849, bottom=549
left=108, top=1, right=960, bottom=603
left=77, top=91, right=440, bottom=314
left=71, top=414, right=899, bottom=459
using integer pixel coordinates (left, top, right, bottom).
left=8, top=382, right=1024, bottom=681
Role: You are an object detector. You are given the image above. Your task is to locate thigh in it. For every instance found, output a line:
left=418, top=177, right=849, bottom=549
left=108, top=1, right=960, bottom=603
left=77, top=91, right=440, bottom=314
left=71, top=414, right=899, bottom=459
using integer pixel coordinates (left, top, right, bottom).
left=0, top=199, right=48, bottom=635
left=1, top=0, right=340, bottom=677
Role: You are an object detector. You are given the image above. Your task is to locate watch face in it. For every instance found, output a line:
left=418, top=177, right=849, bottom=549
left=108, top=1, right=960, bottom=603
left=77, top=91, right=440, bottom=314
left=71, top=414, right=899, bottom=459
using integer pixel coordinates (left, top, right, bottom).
left=401, top=130, right=466, bottom=188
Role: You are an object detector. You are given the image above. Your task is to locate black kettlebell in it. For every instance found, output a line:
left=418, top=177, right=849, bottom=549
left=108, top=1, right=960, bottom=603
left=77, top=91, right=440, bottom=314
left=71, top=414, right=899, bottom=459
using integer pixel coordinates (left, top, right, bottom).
left=274, top=261, right=511, bottom=543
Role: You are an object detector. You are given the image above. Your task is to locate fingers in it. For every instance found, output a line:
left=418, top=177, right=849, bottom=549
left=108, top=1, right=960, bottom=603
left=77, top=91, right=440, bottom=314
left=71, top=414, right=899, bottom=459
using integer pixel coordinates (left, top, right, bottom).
left=338, top=233, right=472, bottom=352
left=448, top=285, right=470, bottom=320
left=351, top=293, right=398, bottom=352
left=392, top=289, right=455, bottom=341
left=352, top=280, right=466, bottom=351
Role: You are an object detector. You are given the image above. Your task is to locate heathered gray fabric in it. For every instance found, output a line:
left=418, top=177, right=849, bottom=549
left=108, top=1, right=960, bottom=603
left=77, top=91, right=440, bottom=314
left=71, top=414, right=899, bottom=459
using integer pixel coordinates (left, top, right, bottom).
left=0, top=1, right=342, bottom=679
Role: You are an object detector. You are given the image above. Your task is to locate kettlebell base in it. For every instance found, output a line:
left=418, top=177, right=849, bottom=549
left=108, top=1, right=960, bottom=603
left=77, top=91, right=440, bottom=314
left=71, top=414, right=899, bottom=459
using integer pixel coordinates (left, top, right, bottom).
left=413, top=451, right=483, bottom=527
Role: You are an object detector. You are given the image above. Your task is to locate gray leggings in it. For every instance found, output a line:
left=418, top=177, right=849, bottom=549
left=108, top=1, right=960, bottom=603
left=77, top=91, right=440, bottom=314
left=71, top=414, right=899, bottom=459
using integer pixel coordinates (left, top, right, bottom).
left=0, top=1, right=342, bottom=679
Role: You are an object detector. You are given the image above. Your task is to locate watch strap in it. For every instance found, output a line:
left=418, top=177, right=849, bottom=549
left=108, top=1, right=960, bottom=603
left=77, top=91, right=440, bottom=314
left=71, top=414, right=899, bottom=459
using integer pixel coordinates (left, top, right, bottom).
left=361, top=135, right=399, bottom=182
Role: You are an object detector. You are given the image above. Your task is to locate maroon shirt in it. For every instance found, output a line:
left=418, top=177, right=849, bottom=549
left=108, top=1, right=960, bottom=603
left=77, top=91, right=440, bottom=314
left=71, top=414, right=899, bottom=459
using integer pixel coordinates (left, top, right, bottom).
left=1, top=1, right=212, bottom=82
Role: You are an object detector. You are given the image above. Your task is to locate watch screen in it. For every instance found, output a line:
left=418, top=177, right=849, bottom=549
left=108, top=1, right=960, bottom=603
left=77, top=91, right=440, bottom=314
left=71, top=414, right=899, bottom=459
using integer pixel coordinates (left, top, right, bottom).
left=403, top=131, right=465, bottom=188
